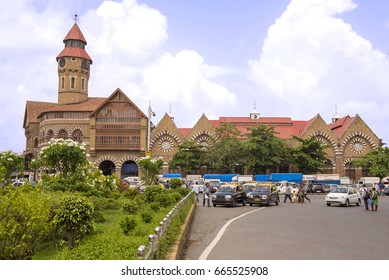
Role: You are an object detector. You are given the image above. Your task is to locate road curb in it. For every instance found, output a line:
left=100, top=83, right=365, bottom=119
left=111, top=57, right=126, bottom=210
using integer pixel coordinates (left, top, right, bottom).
left=166, top=199, right=196, bottom=260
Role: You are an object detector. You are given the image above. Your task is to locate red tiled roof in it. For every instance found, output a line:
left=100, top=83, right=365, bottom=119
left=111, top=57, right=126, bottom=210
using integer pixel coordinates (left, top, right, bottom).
left=179, top=128, right=191, bottom=138
left=24, top=101, right=57, bottom=126
left=329, top=115, right=354, bottom=138
left=37, top=97, right=105, bottom=118
left=211, top=116, right=304, bottom=139
left=63, top=23, right=87, bottom=43
left=56, top=23, right=92, bottom=61
left=56, top=47, right=92, bottom=61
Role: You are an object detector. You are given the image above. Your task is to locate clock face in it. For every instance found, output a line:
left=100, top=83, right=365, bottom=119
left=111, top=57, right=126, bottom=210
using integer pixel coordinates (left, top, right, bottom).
left=59, top=58, right=66, bottom=68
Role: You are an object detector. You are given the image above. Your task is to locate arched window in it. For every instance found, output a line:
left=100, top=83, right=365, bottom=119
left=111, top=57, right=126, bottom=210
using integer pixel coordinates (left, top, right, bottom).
left=72, top=129, right=83, bottom=143
left=34, top=137, right=39, bottom=148
left=58, top=129, right=68, bottom=139
left=46, top=130, right=54, bottom=142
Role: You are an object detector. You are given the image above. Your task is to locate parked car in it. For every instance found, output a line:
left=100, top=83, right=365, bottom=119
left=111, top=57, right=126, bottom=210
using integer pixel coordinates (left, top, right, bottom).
left=212, top=184, right=246, bottom=207
left=247, top=183, right=279, bottom=207
left=325, top=186, right=361, bottom=207
left=312, top=184, right=330, bottom=193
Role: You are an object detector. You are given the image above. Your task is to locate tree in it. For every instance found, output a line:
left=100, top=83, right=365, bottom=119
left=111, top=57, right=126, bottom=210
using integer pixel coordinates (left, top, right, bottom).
left=36, top=138, right=89, bottom=177
left=290, top=136, right=328, bottom=174
left=168, top=141, right=207, bottom=174
left=0, top=151, right=25, bottom=184
left=206, top=123, right=244, bottom=173
left=243, top=124, right=286, bottom=174
left=137, top=156, right=164, bottom=185
left=352, top=147, right=389, bottom=178
left=55, top=195, right=95, bottom=248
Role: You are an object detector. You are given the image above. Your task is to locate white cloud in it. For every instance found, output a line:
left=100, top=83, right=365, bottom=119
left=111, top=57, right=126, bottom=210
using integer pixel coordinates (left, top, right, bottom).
left=142, top=50, right=237, bottom=125
left=249, top=0, right=389, bottom=141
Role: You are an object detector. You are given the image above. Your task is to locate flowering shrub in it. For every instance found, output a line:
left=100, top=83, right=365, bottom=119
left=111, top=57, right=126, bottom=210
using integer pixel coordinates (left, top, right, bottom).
left=137, top=156, right=163, bottom=185
left=0, top=151, right=24, bottom=184
left=37, top=139, right=89, bottom=177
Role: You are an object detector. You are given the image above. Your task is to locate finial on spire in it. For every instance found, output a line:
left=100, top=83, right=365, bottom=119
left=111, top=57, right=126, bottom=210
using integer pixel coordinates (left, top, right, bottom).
left=253, top=99, right=257, bottom=110
left=332, top=103, right=340, bottom=123
left=73, top=13, right=79, bottom=23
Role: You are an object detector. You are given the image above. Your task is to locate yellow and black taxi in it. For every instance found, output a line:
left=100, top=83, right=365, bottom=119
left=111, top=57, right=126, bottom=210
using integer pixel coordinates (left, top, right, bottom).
left=212, top=184, right=246, bottom=207
left=247, top=183, right=279, bottom=206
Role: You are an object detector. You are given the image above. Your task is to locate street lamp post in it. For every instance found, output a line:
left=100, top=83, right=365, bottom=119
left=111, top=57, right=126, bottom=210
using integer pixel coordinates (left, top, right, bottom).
left=147, top=101, right=156, bottom=156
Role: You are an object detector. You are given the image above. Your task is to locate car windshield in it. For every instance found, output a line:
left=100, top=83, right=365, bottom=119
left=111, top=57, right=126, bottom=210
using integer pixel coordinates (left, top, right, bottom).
left=218, top=186, right=235, bottom=193
left=254, top=186, right=270, bottom=192
left=244, top=185, right=255, bottom=191
left=331, top=188, right=348, bottom=193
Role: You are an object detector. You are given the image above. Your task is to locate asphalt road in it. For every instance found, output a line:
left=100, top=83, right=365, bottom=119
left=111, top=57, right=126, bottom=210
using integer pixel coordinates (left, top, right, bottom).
left=182, top=193, right=389, bottom=260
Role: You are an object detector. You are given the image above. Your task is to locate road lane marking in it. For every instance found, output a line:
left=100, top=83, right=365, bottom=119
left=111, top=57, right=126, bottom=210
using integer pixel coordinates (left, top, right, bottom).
left=198, top=207, right=265, bottom=260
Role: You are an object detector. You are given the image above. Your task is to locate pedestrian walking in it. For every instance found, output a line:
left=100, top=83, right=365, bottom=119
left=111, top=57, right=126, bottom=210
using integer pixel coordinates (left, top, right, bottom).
left=298, top=187, right=304, bottom=203
left=303, top=184, right=311, bottom=203
left=203, top=183, right=211, bottom=207
left=362, top=184, right=370, bottom=211
left=284, top=184, right=292, bottom=203
left=370, top=187, right=379, bottom=211
left=193, top=182, right=200, bottom=203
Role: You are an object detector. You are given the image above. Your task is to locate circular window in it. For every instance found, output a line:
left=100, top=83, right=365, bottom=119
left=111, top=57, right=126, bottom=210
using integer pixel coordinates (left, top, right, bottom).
left=158, top=137, right=173, bottom=152
left=350, top=138, right=366, bottom=154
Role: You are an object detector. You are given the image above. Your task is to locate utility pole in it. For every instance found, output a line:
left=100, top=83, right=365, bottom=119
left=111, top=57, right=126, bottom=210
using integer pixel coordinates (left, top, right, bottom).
left=147, top=101, right=155, bottom=156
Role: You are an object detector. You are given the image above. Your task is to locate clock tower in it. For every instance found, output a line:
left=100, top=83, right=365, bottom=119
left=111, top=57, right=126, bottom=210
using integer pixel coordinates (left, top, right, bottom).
left=56, top=22, right=92, bottom=104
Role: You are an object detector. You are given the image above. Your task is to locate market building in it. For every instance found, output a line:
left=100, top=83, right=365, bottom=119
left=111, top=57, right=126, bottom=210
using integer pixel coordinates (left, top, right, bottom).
left=23, top=23, right=383, bottom=181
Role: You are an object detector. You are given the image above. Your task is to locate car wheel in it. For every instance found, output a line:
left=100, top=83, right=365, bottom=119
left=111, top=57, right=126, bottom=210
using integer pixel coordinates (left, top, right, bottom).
left=344, top=199, right=349, bottom=207
left=242, top=200, right=246, bottom=206
left=326, top=203, right=331, bottom=206
left=249, top=203, right=252, bottom=206
left=213, top=203, right=216, bottom=207
left=356, top=199, right=361, bottom=206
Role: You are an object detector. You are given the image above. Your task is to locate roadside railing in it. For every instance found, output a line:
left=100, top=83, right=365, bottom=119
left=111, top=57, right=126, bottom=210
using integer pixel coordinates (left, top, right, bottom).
left=136, top=191, right=193, bottom=260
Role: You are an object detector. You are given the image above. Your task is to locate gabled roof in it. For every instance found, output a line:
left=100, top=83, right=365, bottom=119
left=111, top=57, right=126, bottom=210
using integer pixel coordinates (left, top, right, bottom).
left=89, top=88, right=147, bottom=118
left=328, top=115, right=354, bottom=138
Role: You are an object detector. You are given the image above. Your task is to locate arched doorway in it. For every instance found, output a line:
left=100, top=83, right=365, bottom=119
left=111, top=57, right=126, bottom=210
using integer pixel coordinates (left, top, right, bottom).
left=121, top=160, right=138, bottom=178
left=99, top=160, right=115, bottom=176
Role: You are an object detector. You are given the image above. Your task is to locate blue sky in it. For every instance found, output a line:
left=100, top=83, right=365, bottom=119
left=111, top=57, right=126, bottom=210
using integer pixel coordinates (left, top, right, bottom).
left=1, top=0, right=389, bottom=153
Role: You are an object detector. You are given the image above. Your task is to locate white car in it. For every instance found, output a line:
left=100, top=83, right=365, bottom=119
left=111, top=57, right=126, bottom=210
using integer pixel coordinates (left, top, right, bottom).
left=325, top=186, right=361, bottom=207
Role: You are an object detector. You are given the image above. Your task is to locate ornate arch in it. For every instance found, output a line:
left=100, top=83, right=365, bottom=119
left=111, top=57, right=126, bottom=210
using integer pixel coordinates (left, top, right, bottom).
left=94, top=155, right=119, bottom=167
left=54, top=127, right=69, bottom=139
left=118, top=155, right=140, bottom=166
left=150, top=130, right=183, bottom=151
left=190, top=130, right=213, bottom=145
left=340, top=132, right=378, bottom=154
left=69, top=126, right=86, bottom=135
left=308, top=131, right=339, bottom=153
left=343, top=158, right=355, bottom=167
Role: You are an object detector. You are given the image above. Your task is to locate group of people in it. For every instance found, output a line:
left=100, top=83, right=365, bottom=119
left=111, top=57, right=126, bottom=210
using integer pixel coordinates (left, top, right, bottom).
left=361, top=184, right=379, bottom=211
left=193, top=182, right=211, bottom=207
left=284, top=184, right=311, bottom=203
